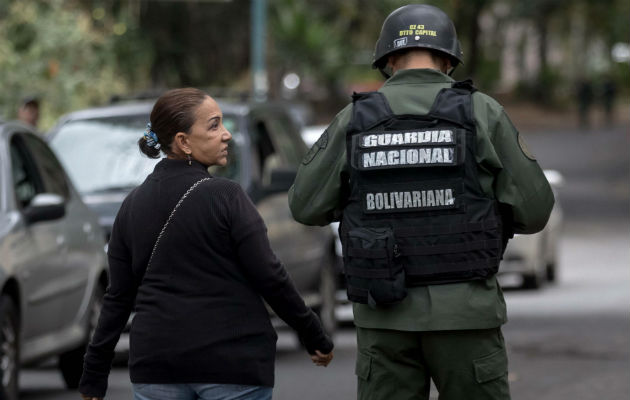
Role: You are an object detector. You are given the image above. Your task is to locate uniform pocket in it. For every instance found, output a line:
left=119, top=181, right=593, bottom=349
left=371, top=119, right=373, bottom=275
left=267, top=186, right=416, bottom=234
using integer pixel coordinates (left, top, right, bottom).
left=355, top=351, right=372, bottom=381
left=473, top=348, right=508, bottom=383
left=344, top=227, right=407, bottom=307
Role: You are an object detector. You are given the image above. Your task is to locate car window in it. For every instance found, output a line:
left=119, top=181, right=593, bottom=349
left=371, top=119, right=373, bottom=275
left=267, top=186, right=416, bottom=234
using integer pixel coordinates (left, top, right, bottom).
left=50, top=114, right=242, bottom=194
left=49, top=115, right=157, bottom=194
left=263, top=113, right=307, bottom=167
left=23, top=134, right=70, bottom=199
left=10, top=136, right=43, bottom=208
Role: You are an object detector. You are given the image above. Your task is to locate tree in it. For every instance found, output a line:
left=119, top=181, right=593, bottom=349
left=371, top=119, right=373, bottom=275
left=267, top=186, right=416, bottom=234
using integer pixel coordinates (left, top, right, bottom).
left=0, top=0, right=151, bottom=128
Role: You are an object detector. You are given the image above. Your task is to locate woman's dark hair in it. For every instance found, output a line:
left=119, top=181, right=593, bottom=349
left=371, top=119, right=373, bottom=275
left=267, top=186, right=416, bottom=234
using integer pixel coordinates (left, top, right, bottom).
left=138, top=88, right=209, bottom=158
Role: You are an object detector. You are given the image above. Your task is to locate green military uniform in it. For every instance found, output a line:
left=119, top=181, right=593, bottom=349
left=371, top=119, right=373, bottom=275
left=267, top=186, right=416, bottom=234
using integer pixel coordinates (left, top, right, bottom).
left=289, top=68, right=554, bottom=400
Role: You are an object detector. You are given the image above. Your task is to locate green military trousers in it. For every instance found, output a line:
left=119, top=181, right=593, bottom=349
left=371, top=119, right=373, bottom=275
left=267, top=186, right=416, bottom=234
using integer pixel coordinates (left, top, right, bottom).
left=356, top=327, right=511, bottom=400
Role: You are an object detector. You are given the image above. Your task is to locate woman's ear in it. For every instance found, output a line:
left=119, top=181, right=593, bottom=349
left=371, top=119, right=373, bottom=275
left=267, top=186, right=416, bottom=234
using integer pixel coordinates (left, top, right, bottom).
left=172, top=132, right=190, bottom=155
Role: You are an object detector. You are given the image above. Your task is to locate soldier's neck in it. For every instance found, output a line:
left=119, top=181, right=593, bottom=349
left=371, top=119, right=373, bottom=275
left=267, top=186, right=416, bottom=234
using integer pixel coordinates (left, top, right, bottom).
left=391, top=52, right=444, bottom=74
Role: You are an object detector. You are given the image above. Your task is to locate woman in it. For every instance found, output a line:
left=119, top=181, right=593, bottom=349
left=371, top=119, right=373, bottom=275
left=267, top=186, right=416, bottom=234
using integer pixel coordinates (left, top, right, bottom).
left=79, top=88, right=333, bottom=400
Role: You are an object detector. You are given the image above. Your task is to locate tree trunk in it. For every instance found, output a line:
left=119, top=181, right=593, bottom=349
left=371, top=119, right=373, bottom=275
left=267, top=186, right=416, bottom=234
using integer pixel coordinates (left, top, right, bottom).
left=466, top=0, right=486, bottom=79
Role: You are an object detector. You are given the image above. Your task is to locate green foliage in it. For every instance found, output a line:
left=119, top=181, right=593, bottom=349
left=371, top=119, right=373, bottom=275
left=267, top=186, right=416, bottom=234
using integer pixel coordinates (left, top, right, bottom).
left=516, top=66, right=565, bottom=106
left=609, top=62, right=630, bottom=97
left=0, top=0, right=151, bottom=129
left=269, top=0, right=372, bottom=84
left=1, top=0, right=626, bottom=126
left=473, top=56, right=502, bottom=92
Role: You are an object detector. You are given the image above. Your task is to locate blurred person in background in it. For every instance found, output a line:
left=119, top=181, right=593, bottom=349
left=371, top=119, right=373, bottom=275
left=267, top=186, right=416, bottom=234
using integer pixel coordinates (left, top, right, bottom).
left=289, top=4, right=553, bottom=400
left=79, top=88, right=333, bottom=400
left=576, top=78, right=594, bottom=129
left=17, top=95, right=40, bottom=129
left=601, top=75, right=617, bottom=126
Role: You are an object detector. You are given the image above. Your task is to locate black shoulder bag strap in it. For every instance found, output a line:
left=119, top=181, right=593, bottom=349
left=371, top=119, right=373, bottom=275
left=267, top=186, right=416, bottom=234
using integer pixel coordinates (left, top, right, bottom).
left=145, top=177, right=212, bottom=273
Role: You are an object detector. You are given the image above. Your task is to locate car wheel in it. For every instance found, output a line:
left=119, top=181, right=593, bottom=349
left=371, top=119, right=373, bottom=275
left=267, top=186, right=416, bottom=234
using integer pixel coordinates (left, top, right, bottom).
left=521, top=236, right=548, bottom=290
left=522, top=270, right=543, bottom=289
left=0, top=295, right=19, bottom=400
left=317, top=255, right=338, bottom=336
left=522, top=255, right=547, bottom=290
left=59, top=284, right=104, bottom=389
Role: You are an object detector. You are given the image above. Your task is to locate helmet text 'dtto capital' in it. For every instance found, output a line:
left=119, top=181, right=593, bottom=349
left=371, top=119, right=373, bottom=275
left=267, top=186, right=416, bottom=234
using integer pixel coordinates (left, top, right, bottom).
left=373, top=4, right=463, bottom=77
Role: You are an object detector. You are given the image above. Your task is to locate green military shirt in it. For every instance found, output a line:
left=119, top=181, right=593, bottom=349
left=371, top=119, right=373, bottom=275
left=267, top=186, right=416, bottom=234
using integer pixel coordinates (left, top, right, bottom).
left=289, top=68, right=554, bottom=331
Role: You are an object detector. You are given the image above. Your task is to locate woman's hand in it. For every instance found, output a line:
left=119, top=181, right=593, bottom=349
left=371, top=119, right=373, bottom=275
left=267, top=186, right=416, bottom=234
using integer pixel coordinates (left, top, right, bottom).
left=310, top=350, right=334, bottom=367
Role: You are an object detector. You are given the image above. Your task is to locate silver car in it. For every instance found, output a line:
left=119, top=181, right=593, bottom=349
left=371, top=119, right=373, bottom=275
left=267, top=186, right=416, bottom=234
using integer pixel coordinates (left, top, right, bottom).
left=0, top=121, right=108, bottom=399
left=499, top=170, right=564, bottom=289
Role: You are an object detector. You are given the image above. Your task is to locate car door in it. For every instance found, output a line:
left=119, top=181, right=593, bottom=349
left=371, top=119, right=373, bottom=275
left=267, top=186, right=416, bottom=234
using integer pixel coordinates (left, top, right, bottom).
left=22, top=134, right=95, bottom=331
left=8, top=134, right=67, bottom=339
left=249, top=110, right=329, bottom=299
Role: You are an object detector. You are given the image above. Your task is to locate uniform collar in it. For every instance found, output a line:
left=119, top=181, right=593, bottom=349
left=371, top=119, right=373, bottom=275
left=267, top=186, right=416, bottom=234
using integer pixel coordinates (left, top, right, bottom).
left=383, top=68, right=455, bottom=86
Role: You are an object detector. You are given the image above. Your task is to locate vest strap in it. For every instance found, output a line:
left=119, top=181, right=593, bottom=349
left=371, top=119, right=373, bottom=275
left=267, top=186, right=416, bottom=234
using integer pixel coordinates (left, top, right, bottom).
left=394, top=219, right=499, bottom=237
left=347, top=247, right=388, bottom=259
left=348, top=92, right=395, bottom=134
left=345, top=266, right=391, bottom=279
left=347, top=285, right=368, bottom=298
left=399, top=239, right=502, bottom=256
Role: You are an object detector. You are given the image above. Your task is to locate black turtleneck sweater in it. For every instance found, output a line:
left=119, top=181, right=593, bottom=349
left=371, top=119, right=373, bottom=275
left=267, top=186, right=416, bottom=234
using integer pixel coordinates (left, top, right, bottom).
left=79, top=158, right=333, bottom=397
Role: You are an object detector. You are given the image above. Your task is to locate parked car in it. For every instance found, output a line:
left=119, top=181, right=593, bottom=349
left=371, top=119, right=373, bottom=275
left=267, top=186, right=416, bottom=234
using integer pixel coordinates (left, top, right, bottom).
left=300, top=124, right=329, bottom=150
left=47, top=99, right=338, bottom=337
left=0, top=121, right=108, bottom=399
left=500, top=170, right=564, bottom=289
left=300, top=125, right=564, bottom=294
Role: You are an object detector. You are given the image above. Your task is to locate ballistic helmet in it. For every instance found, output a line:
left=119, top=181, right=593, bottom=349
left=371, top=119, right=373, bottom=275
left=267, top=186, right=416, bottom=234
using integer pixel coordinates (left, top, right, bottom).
left=372, top=4, right=463, bottom=76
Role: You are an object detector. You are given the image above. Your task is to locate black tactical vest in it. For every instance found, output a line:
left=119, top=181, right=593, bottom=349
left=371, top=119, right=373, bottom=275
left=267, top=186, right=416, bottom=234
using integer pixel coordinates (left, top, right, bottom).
left=341, top=81, right=504, bottom=307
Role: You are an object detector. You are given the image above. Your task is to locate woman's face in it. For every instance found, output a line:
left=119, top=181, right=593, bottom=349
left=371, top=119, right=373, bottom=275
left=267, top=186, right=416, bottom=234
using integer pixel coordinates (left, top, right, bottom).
left=186, top=97, right=232, bottom=167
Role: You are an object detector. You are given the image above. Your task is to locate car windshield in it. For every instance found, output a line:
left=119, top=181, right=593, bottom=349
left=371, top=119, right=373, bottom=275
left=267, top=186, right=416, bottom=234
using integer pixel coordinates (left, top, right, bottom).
left=49, top=114, right=241, bottom=194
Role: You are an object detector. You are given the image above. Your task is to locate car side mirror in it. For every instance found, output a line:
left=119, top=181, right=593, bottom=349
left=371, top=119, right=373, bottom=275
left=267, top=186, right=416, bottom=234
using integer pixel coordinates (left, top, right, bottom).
left=23, top=193, right=66, bottom=224
left=263, top=168, right=297, bottom=196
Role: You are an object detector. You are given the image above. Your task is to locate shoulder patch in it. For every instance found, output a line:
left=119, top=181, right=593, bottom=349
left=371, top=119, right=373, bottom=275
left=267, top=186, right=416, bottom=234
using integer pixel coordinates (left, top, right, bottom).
left=302, top=129, right=329, bottom=165
left=517, top=132, right=536, bottom=161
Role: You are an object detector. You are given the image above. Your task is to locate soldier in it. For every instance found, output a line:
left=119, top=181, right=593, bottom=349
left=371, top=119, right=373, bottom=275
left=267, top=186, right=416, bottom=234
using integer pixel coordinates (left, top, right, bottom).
left=288, top=4, right=554, bottom=400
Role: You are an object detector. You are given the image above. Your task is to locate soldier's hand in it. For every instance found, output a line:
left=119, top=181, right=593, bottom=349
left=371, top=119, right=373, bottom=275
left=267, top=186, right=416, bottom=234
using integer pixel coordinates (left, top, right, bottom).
left=310, top=350, right=333, bottom=367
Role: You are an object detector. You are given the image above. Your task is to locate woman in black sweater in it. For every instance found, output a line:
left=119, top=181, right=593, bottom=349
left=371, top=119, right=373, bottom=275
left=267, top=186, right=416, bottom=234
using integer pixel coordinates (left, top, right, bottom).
left=79, top=88, right=333, bottom=400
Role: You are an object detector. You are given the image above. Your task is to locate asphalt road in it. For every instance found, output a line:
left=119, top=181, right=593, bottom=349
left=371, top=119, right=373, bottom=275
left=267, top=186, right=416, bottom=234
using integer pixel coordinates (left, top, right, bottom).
left=18, top=123, right=629, bottom=399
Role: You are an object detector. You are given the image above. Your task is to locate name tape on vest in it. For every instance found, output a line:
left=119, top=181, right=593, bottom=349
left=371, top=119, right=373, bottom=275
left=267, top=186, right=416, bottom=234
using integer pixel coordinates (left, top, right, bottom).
left=360, top=130, right=455, bottom=148
left=361, top=147, right=454, bottom=169
left=356, top=129, right=460, bottom=170
left=363, top=188, right=457, bottom=214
